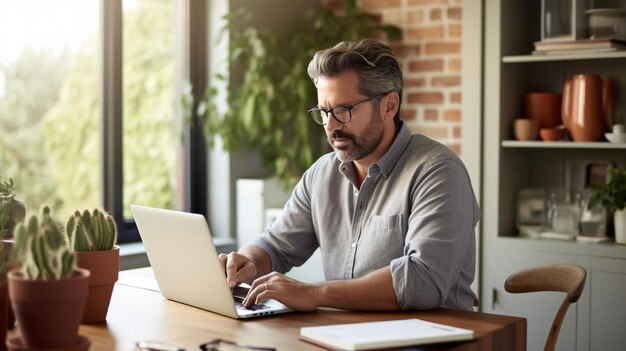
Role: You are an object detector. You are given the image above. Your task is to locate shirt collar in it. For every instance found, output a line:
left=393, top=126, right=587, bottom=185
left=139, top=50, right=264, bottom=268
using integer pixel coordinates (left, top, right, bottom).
left=338, top=121, right=412, bottom=180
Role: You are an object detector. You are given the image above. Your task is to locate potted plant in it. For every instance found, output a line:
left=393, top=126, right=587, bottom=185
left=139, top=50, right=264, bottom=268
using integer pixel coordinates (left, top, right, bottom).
left=0, top=242, right=13, bottom=351
left=0, top=178, right=26, bottom=239
left=590, top=167, right=626, bottom=244
left=0, top=177, right=24, bottom=330
left=66, top=208, right=119, bottom=323
left=7, top=206, right=90, bottom=349
left=185, top=0, right=400, bottom=188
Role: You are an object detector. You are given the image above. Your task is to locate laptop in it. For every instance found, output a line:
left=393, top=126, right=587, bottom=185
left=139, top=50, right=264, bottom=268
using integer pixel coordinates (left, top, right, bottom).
left=130, top=204, right=293, bottom=319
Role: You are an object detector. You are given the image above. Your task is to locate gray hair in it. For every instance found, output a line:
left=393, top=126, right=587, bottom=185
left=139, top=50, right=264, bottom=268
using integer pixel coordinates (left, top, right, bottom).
left=307, top=39, right=403, bottom=123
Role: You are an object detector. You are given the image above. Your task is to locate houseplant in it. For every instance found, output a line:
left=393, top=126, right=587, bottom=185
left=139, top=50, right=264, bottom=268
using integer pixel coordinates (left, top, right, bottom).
left=66, top=208, right=119, bottom=323
left=590, top=167, right=626, bottom=243
left=0, top=178, right=25, bottom=329
left=7, top=206, right=90, bottom=349
left=185, top=0, right=400, bottom=188
left=0, top=178, right=26, bottom=239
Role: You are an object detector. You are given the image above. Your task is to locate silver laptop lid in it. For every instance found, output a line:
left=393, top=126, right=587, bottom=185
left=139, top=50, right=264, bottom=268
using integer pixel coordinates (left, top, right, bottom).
left=130, top=204, right=239, bottom=318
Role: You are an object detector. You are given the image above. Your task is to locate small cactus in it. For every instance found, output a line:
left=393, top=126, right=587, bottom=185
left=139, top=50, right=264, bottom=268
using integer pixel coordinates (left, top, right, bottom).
left=66, top=208, right=118, bottom=251
left=0, top=178, right=26, bottom=239
left=13, top=206, right=75, bottom=280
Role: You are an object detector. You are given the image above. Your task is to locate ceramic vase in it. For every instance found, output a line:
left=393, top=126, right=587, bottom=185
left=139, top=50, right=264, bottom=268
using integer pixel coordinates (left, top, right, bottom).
left=562, top=74, right=613, bottom=142
left=524, top=92, right=562, bottom=129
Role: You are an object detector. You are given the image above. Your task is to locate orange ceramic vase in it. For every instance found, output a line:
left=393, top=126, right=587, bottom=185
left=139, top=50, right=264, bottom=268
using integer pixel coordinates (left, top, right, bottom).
left=524, top=92, right=562, bottom=129
left=76, top=246, right=120, bottom=323
left=562, top=74, right=613, bottom=142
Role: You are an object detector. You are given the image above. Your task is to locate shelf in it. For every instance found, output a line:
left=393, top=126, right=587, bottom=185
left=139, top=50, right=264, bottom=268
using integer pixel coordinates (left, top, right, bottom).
left=496, top=235, right=626, bottom=260
left=501, top=140, right=626, bottom=149
left=502, top=51, right=626, bottom=63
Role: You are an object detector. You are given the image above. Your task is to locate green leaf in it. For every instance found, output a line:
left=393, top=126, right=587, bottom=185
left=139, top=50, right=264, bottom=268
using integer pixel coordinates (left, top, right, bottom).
left=180, top=0, right=400, bottom=188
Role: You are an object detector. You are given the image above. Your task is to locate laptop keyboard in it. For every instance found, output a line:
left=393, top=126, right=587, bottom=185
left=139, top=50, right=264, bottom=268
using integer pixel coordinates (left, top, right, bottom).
left=233, top=295, right=270, bottom=311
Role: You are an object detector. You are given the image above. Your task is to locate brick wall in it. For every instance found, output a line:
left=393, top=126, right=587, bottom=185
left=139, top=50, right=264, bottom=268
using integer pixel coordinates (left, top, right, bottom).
left=325, top=0, right=463, bottom=155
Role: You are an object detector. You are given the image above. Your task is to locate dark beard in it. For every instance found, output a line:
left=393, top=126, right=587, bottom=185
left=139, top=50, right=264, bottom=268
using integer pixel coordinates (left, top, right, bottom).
left=327, top=111, right=384, bottom=162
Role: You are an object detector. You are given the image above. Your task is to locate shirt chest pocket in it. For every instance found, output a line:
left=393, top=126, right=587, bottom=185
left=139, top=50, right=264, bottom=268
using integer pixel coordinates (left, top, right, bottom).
left=358, top=214, right=405, bottom=271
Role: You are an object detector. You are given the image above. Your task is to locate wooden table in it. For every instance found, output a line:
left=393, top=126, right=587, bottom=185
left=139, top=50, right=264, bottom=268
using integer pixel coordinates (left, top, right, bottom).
left=9, top=269, right=526, bottom=350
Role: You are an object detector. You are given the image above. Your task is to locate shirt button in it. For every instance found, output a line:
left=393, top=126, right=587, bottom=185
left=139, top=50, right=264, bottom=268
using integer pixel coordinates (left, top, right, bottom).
left=351, top=242, right=356, bottom=248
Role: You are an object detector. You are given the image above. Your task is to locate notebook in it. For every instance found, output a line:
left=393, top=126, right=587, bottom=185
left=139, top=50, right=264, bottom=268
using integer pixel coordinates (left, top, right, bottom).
left=130, top=204, right=293, bottom=319
left=299, top=318, right=474, bottom=350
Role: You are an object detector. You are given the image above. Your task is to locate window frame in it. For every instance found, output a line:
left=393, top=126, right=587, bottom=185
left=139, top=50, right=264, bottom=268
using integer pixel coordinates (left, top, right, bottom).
left=101, top=0, right=207, bottom=243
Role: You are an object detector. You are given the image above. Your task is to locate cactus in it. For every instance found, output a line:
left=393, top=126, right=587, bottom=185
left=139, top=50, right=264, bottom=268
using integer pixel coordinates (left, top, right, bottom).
left=66, top=208, right=118, bottom=251
left=0, top=178, right=26, bottom=239
left=13, top=206, right=75, bottom=280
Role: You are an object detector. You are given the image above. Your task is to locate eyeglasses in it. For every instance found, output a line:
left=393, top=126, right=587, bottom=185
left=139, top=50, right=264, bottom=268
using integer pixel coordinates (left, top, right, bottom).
left=135, top=340, right=185, bottom=351
left=135, top=339, right=275, bottom=351
left=307, top=95, right=381, bottom=125
left=200, top=339, right=276, bottom=351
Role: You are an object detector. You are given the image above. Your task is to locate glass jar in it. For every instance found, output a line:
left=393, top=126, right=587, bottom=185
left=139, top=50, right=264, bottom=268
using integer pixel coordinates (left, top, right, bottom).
left=579, top=189, right=607, bottom=237
left=545, top=188, right=582, bottom=238
left=516, top=188, right=546, bottom=237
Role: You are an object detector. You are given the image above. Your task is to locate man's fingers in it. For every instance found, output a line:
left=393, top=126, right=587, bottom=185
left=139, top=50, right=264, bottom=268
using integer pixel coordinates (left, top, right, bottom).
left=243, top=277, right=269, bottom=307
left=236, top=260, right=257, bottom=284
left=254, top=290, right=273, bottom=305
left=224, top=252, right=241, bottom=288
left=218, top=253, right=227, bottom=268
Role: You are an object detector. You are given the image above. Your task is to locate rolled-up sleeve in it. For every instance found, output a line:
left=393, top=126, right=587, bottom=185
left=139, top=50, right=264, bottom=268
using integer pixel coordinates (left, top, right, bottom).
left=390, top=159, right=478, bottom=310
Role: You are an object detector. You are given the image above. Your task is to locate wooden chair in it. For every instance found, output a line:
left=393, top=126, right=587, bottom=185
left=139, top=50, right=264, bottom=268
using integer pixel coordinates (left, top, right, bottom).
left=504, top=264, right=587, bottom=351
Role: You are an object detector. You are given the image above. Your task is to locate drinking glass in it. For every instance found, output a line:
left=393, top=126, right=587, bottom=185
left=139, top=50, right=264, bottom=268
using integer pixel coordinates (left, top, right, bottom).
left=546, top=189, right=582, bottom=237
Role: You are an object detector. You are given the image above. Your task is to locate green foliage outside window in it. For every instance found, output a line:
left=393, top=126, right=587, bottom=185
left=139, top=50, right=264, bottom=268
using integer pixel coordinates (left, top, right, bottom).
left=0, top=48, right=71, bottom=212
left=1, top=0, right=175, bottom=219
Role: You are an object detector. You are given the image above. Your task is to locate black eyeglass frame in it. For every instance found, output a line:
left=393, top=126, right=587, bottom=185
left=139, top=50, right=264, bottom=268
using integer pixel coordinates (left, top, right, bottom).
left=199, top=338, right=276, bottom=351
left=307, top=95, right=383, bottom=126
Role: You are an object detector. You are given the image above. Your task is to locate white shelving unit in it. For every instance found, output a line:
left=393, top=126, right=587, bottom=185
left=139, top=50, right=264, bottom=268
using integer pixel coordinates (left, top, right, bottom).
left=481, top=1, right=626, bottom=351
left=503, top=51, right=626, bottom=63
left=501, top=140, right=626, bottom=149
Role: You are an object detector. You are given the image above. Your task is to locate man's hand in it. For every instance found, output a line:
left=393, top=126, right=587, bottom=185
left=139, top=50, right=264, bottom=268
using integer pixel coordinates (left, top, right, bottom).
left=242, top=272, right=320, bottom=311
left=218, top=251, right=258, bottom=289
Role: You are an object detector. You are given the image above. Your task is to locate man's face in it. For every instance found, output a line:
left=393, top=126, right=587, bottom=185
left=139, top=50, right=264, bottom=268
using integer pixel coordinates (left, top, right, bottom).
left=316, top=71, right=384, bottom=163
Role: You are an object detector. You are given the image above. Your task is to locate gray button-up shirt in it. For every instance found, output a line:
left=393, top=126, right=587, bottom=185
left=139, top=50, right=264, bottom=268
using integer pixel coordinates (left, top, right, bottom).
left=250, top=122, right=479, bottom=310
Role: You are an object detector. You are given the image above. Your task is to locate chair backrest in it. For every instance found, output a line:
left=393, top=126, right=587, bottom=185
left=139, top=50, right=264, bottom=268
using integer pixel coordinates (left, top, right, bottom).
left=504, top=264, right=587, bottom=351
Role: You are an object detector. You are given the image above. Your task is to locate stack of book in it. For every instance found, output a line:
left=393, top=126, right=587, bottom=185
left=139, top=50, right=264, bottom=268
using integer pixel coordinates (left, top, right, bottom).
left=532, top=38, right=626, bottom=55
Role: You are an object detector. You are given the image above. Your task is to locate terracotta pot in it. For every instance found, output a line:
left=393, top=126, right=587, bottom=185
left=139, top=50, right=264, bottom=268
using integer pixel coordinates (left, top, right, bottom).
left=8, top=268, right=90, bottom=348
left=524, top=92, right=562, bottom=129
left=562, top=74, right=613, bottom=142
left=0, top=240, right=16, bottom=331
left=0, top=280, right=7, bottom=351
left=76, top=246, right=119, bottom=323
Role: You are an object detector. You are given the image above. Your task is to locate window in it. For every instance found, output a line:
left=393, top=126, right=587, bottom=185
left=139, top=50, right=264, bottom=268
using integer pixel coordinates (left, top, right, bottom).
left=0, top=0, right=205, bottom=242
left=0, top=0, right=101, bottom=220
left=122, top=0, right=180, bottom=219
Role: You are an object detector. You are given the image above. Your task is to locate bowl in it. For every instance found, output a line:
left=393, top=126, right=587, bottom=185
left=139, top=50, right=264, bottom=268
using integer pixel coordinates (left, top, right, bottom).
left=587, top=8, right=626, bottom=40
left=540, top=127, right=565, bottom=141
left=605, top=133, right=626, bottom=144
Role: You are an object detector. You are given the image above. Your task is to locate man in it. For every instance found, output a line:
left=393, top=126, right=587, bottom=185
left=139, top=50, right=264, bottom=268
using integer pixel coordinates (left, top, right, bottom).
left=219, top=39, right=479, bottom=311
